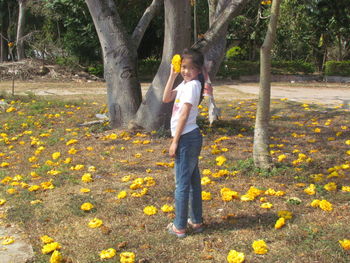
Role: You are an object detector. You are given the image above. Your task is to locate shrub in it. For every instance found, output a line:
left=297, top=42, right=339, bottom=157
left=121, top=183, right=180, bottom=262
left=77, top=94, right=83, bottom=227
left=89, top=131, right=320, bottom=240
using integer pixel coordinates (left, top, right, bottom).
left=226, top=46, right=246, bottom=61
left=87, top=64, right=103, bottom=77
left=325, top=61, right=350, bottom=76
left=217, top=60, right=315, bottom=78
left=271, top=60, right=315, bottom=74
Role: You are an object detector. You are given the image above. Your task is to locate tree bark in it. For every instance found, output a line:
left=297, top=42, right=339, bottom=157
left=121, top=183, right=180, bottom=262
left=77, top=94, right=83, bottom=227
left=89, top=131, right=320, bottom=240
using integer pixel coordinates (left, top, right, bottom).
left=85, top=0, right=142, bottom=128
left=195, top=0, right=248, bottom=79
left=134, top=0, right=191, bottom=131
left=16, top=0, right=26, bottom=60
left=253, top=0, right=281, bottom=169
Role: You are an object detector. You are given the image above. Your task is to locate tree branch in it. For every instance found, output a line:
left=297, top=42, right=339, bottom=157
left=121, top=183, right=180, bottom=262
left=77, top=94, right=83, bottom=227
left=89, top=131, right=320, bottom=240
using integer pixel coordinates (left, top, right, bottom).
left=192, top=0, right=248, bottom=52
left=132, top=0, right=163, bottom=49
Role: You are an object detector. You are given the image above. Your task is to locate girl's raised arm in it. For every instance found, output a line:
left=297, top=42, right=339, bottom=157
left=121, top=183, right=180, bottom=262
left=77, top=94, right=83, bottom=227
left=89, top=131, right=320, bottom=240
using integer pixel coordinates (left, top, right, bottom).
left=162, top=65, right=179, bottom=103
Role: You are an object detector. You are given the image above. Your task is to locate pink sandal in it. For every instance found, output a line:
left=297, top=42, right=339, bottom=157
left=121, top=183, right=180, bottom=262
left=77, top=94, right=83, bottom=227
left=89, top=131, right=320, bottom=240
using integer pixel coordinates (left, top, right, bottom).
left=167, top=223, right=186, bottom=238
left=187, top=219, right=204, bottom=233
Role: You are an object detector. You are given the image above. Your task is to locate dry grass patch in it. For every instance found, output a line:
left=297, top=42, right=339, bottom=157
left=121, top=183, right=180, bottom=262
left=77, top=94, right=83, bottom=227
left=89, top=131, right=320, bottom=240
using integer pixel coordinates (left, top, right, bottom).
left=0, top=93, right=350, bottom=262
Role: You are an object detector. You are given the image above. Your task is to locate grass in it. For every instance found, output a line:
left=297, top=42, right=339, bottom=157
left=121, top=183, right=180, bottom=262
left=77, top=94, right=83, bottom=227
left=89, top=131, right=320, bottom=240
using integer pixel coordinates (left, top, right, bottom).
left=0, top=88, right=350, bottom=263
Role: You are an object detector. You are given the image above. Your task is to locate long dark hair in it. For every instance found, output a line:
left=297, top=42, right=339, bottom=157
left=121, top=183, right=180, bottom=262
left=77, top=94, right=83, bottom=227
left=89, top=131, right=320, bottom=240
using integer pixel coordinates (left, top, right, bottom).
left=181, top=48, right=205, bottom=103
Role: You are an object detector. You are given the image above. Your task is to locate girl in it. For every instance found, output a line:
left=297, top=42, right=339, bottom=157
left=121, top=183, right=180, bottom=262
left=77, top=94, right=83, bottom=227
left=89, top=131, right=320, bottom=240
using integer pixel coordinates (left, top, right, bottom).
left=162, top=48, right=204, bottom=238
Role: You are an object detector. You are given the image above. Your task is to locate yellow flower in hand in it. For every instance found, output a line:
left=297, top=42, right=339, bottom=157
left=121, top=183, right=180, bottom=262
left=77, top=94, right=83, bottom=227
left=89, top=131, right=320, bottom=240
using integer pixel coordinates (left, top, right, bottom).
left=171, top=54, right=182, bottom=73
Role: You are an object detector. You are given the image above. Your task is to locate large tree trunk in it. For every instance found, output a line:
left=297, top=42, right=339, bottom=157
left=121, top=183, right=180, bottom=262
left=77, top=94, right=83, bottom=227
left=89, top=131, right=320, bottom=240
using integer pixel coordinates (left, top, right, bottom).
left=253, top=0, right=281, bottom=169
left=195, top=0, right=248, bottom=78
left=134, top=0, right=191, bottom=131
left=85, top=0, right=142, bottom=128
left=16, top=0, right=26, bottom=60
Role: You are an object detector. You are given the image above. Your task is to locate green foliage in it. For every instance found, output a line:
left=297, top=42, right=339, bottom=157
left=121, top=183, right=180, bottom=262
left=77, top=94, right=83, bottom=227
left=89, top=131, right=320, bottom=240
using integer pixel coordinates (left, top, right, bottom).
left=324, top=61, right=350, bottom=76
left=218, top=61, right=259, bottom=79
left=271, top=61, right=315, bottom=74
left=217, top=60, right=315, bottom=78
left=87, top=64, right=103, bottom=77
left=226, top=46, right=246, bottom=60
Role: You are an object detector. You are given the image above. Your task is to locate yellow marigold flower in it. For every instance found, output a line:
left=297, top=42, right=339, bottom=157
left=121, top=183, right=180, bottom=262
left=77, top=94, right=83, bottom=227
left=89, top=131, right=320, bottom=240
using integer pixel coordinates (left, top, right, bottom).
left=304, top=184, right=316, bottom=195
left=171, top=54, right=182, bottom=73
left=50, top=250, right=62, bottom=263
left=120, top=251, right=136, bottom=263
left=117, top=190, right=127, bottom=199
left=41, top=181, right=55, bottom=190
left=81, top=173, right=93, bottom=183
left=324, top=182, right=337, bottom=191
left=346, top=140, right=350, bottom=145
left=88, top=218, right=103, bottom=228
left=66, top=139, right=78, bottom=146
left=216, top=156, right=227, bottom=166
left=28, top=185, right=40, bottom=192
left=108, top=133, right=118, bottom=140
left=247, top=186, right=264, bottom=198
left=339, top=239, right=350, bottom=250
left=202, top=191, right=212, bottom=201
left=42, top=242, right=61, bottom=254
left=252, top=240, right=268, bottom=254
left=227, top=249, right=245, bottom=263
left=100, top=248, right=116, bottom=259
left=277, top=154, right=287, bottom=162
left=240, top=194, right=255, bottom=201
left=134, top=153, right=142, bottom=158
left=161, top=204, right=174, bottom=213
left=1, top=162, right=10, bottom=167
left=341, top=186, right=350, bottom=192
left=68, top=147, right=77, bottom=154
left=80, top=188, right=91, bottom=193
left=314, top=128, right=321, bottom=133
left=2, top=237, right=15, bottom=245
left=80, top=202, right=94, bottom=211
left=220, top=188, right=239, bottom=202
left=122, top=175, right=132, bottom=182
left=47, top=169, right=61, bottom=176
left=6, top=106, right=17, bottom=112
left=143, top=205, right=157, bottom=215
left=0, top=199, right=7, bottom=205
left=40, top=235, right=54, bottom=244
left=88, top=166, right=96, bottom=172
left=63, top=157, right=72, bottom=164
left=72, top=164, right=84, bottom=170
left=274, top=217, right=285, bottom=229
left=202, top=169, right=212, bottom=175
left=311, top=199, right=321, bottom=207
left=31, top=200, right=42, bottom=205
left=277, top=210, right=293, bottom=220
left=319, top=199, right=333, bottom=212
left=7, top=188, right=17, bottom=194
left=52, top=152, right=61, bottom=160
left=201, top=176, right=212, bottom=185
left=261, top=202, right=273, bottom=209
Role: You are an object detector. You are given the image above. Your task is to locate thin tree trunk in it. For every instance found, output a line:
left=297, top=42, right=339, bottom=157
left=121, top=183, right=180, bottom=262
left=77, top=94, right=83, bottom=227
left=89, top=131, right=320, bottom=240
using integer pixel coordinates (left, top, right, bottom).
left=85, top=0, right=142, bottom=128
left=253, top=0, right=281, bottom=169
left=134, top=0, right=191, bottom=131
left=16, top=0, right=26, bottom=60
left=338, top=34, right=342, bottom=61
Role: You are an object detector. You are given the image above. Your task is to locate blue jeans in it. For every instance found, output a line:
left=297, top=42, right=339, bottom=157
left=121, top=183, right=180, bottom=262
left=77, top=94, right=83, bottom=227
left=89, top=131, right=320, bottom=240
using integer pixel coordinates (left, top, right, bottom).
left=174, top=128, right=203, bottom=230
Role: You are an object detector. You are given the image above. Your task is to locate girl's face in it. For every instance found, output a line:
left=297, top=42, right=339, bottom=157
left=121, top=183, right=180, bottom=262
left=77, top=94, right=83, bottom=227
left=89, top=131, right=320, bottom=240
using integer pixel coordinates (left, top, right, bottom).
left=180, top=58, right=201, bottom=83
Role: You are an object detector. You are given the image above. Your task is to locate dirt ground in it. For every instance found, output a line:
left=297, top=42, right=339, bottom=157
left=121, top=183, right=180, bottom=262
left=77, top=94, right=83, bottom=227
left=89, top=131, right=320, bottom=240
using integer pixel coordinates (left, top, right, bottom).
left=1, top=80, right=350, bottom=107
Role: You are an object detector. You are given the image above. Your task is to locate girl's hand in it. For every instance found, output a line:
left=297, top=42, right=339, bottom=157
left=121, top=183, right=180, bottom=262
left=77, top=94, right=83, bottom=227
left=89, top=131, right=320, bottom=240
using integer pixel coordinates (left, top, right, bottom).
left=170, top=64, right=180, bottom=78
left=169, top=141, right=178, bottom=158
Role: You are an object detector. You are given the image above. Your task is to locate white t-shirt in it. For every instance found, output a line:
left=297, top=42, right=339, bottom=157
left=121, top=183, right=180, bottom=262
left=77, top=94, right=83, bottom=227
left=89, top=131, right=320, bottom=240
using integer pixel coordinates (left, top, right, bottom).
left=170, top=80, right=201, bottom=137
